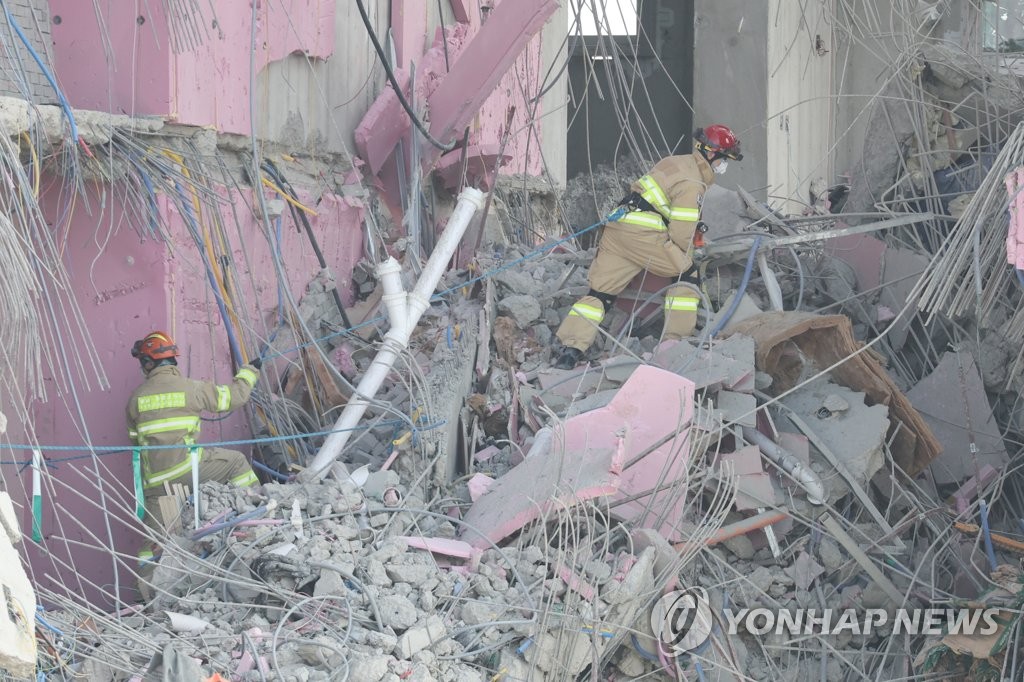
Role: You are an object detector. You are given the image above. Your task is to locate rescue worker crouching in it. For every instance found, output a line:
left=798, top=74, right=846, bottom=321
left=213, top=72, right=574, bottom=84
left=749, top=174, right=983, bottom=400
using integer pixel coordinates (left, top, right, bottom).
left=128, top=331, right=261, bottom=596
left=553, top=124, right=743, bottom=369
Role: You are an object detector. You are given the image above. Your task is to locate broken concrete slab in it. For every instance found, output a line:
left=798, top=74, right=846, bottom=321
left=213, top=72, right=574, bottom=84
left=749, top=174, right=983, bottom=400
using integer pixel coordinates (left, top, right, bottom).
left=877, top=245, right=929, bottom=350
left=908, top=351, right=1009, bottom=486
left=717, top=390, right=758, bottom=427
left=460, top=430, right=624, bottom=548
left=781, top=380, right=889, bottom=498
left=727, top=312, right=941, bottom=475
left=556, top=365, right=696, bottom=540
left=652, top=334, right=756, bottom=391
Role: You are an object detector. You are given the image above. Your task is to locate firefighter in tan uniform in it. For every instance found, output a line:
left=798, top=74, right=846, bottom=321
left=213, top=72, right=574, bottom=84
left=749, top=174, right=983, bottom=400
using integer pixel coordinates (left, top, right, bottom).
left=127, top=331, right=261, bottom=593
left=554, top=125, right=743, bottom=369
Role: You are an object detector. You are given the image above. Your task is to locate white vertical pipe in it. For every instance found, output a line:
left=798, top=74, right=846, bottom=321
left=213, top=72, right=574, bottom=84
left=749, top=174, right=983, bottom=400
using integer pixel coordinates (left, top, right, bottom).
left=301, top=188, right=485, bottom=481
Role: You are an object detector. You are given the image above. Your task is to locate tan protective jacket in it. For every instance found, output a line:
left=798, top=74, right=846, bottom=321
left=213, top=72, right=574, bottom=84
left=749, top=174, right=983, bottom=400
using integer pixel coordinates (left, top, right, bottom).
left=125, top=364, right=259, bottom=491
left=622, top=152, right=715, bottom=252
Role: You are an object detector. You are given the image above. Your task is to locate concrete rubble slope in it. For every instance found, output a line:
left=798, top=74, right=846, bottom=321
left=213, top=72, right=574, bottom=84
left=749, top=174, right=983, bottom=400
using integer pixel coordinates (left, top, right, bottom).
left=11, top=2, right=1024, bottom=681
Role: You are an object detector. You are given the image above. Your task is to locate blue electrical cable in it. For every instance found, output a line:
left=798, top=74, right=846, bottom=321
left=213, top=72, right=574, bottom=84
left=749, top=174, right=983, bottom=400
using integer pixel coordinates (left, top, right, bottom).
left=979, top=499, right=999, bottom=572
left=707, top=236, right=763, bottom=338
left=173, top=180, right=244, bottom=366
left=252, top=458, right=291, bottom=481
left=1016, top=268, right=1024, bottom=290
left=0, top=418, right=446, bottom=465
left=0, top=0, right=79, bottom=144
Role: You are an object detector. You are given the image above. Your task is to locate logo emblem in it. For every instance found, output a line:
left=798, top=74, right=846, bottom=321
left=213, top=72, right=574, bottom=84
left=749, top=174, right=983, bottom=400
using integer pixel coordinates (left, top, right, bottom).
left=651, top=587, right=714, bottom=656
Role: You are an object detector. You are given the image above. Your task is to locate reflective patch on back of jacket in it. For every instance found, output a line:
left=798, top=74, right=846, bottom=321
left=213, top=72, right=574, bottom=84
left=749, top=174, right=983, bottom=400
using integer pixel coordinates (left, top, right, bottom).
left=137, top=392, right=187, bottom=412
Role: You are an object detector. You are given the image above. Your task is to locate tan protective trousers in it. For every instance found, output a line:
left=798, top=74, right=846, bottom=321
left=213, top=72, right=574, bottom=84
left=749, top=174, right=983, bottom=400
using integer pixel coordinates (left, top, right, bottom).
left=556, top=222, right=701, bottom=352
left=137, top=447, right=256, bottom=599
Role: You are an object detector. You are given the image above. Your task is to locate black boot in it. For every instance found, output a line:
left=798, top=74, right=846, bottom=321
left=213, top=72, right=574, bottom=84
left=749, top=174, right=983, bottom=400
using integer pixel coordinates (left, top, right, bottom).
left=553, top=347, right=583, bottom=370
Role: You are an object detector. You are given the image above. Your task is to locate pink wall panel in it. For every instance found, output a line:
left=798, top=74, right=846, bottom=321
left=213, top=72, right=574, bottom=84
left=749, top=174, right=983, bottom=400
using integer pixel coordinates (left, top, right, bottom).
left=170, top=0, right=335, bottom=132
left=4, top=182, right=363, bottom=606
left=49, top=0, right=334, bottom=132
left=2, top=180, right=171, bottom=607
left=49, top=0, right=172, bottom=115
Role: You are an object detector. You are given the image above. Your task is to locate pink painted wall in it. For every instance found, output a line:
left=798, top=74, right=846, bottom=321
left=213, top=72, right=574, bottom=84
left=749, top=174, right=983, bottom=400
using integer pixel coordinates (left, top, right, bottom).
left=5, top=179, right=363, bottom=606
left=49, top=0, right=334, bottom=133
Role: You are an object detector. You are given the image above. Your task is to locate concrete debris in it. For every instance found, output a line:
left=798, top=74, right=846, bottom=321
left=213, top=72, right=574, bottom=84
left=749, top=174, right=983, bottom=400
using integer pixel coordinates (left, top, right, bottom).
left=20, top=18, right=1024, bottom=679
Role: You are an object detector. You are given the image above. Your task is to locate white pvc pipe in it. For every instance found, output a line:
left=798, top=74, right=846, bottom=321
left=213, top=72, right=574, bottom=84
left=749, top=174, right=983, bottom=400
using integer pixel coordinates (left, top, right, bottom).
left=741, top=426, right=826, bottom=505
left=300, top=188, right=486, bottom=481
left=757, top=252, right=785, bottom=311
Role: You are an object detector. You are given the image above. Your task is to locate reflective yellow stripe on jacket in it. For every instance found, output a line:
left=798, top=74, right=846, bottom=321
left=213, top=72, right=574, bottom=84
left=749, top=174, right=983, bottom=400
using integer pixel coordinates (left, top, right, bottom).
left=137, top=392, right=187, bottom=412
left=669, top=207, right=700, bottom=222
left=638, top=175, right=670, bottom=216
left=215, top=386, right=231, bottom=411
left=134, top=416, right=201, bottom=441
left=235, top=368, right=258, bottom=388
left=618, top=211, right=668, bottom=231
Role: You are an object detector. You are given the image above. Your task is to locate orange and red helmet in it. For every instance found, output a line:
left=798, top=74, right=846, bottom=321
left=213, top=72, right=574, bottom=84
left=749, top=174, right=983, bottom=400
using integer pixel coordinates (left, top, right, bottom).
left=131, top=331, right=178, bottom=362
left=695, top=124, right=743, bottom=161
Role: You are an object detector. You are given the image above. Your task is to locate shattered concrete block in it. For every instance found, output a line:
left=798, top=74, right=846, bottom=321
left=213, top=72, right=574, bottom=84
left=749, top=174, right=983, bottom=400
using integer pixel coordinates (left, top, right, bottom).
left=394, top=615, right=445, bottom=660
left=0, top=492, right=36, bottom=679
left=716, top=390, right=758, bottom=426
left=496, top=295, right=541, bottom=328
left=386, top=563, right=434, bottom=585
left=347, top=654, right=392, bottom=682
left=378, top=594, right=419, bottom=631
left=466, top=474, right=494, bottom=502
left=908, top=352, right=1009, bottom=486
left=781, top=380, right=889, bottom=498
left=459, top=600, right=501, bottom=626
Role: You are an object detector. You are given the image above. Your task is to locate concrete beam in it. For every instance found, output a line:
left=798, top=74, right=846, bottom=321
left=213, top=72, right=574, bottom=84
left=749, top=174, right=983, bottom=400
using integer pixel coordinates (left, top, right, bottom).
left=424, top=0, right=559, bottom=166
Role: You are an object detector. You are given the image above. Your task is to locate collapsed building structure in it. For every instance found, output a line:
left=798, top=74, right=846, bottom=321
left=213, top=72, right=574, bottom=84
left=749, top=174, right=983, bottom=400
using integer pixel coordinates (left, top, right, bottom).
left=3, top=0, right=1024, bottom=681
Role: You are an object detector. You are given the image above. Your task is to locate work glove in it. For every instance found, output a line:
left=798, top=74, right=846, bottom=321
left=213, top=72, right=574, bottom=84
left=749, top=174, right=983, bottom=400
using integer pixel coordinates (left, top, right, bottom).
left=250, top=357, right=263, bottom=370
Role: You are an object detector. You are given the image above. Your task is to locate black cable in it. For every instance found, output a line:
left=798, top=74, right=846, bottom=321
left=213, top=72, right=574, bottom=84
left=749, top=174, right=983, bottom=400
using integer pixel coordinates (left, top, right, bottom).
left=262, top=160, right=354, bottom=330
left=436, top=0, right=450, bottom=72
left=355, top=0, right=455, bottom=152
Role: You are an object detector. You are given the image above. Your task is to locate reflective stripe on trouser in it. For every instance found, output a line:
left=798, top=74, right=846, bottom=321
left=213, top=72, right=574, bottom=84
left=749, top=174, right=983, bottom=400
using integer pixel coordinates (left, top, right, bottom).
left=663, top=284, right=700, bottom=340
left=144, top=447, right=257, bottom=495
left=556, top=224, right=693, bottom=354
left=556, top=296, right=607, bottom=352
left=136, top=446, right=257, bottom=588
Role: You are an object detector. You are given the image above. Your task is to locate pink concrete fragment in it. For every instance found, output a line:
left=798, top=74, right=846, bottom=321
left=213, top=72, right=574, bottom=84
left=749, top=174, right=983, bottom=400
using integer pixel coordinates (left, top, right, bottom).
left=876, top=306, right=897, bottom=324
left=1005, top=167, right=1024, bottom=270
left=554, top=365, right=696, bottom=541
left=434, top=145, right=512, bottom=190
left=473, top=445, right=501, bottom=462
left=399, top=536, right=477, bottom=559
left=354, top=25, right=470, bottom=174
left=460, top=434, right=624, bottom=548
left=424, top=0, right=559, bottom=165
left=391, top=0, right=429, bottom=71
left=449, top=0, right=474, bottom=23
left=718, top=446, right=764, bottom=477
left=952, top=464, right=1000, bottom=514
left=826, top=233, right=886, bottom=293
left=554, top=562, right=596, bottom=601
left=467, top=473, right=495, bottom=501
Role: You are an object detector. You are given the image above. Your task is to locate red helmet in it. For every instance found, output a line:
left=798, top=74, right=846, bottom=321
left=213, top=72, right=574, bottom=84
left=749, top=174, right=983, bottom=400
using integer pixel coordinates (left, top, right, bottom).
left=695, top=124, right=743, bottom=161
left=131, top=331, right=178, bottom=362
